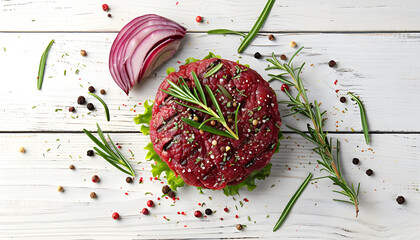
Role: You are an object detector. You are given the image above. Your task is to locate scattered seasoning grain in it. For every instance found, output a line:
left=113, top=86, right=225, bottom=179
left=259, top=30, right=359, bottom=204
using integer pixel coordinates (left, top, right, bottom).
left=102, top=4, right=109, bottom=11
left=199, top=129, right=204, bottom=134
left=220, top=146, right=226, bottom=152
left=281, top=84, right=289, bottom=92
left=352, top=158, right=359, bottom=165
left=68, top=106, right=75, bottom=112
left=223, top=207, right=229, bottom=212
left=226, top=146, right=231, bottom=151
left=87, top=103, right=95, bottom=111
left=194, top=210, right=202, bottom=218
left=147, top=200, right=154, bottom=207
left=92, top=175, right=100, bottom=183
left=141, top=208, right=149, bottom=215
left=340, top=97, right=346, bottom=103
left=280, top=54, right=287, bottom=60
left=77, top=96, right=86, bottom=105
left=205, top=208, right=213, bottom=215
left=196, top=16, right=203, bottom=23
left=212, top=140, right=217, bottom=146
left=57, top=186, right=64, bottom=192
left=289, top=41, right=297, bottom=48
left=236, top=224, right=243, bottom=230
left=162, top=185, right=171, bottom=194
left=329, top=60, right=337, bottom=68
left=80, top=50, right=87, bottom=57
left=88, top=86, right=95, bottom=93
left=366, top=169, right=373, bottom=176
left=254, top=52, right=261, bottom=59
left=100, top=89, right=106, bottom=95
left=252, top=119, right=258, bottom=126
left=126, top=177, right=133, bottom=183
left=167, top=190, right=176, bottom=198
left=268, top=34, right=275, bottom=41
left=112, top=212, right=119, bottom=220
left=18, top=147, right=26, bottom=153
left=107, top=13, right=112, bottom=18
left=396, top=196, right=405, bottom=204
left=90, top=192, right=97, bottom=199
left=210, top=120, right=216, bottom=126
left=193, top=116, right=199, bottom=121
left=232, top=102, right=238, bottom=108
left=69, top=164, right=75, bottom=170
left=87, top=150, right=94, bottom=156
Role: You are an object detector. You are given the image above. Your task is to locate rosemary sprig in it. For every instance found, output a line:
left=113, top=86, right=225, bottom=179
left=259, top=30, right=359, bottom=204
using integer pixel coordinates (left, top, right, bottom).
left=266, top=47, right=360, bottom=217
left=207, top=0, right=275, bottom=53
left=160, top=71, right=239, bottom=140
left=88, top=92, right=110, bottom=122
left=273, top=172, right=312, bottom=231
left=348, top=92, right=369, bottom=145
left=83, top=123, right=135, bottom=176
left=204, top=63, right=223, bottom=78
left=37, top=39, right=54, bottom=90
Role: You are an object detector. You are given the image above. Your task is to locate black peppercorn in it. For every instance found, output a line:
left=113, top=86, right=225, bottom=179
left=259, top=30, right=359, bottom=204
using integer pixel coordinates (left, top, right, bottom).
left=126, top=177, right=133, bottom=183
left=162, top=185, right=171, bottom=194
left=280, top=54, right=287, bottom=60
left=329, top=60, right=336, bottom=68
left=100, top=89, right=106, bottom=95
left=87, top=103, right=95, bottom=111
left=236, top=224, right=243, bottom=230
left=167, top=190, right=176, bottom=198
left=68, top=106, right=75, bottom=112
left=268, top=34, right=275, bottom=41
left=340, top=97, right=346, bottom=103
left=88, top=86, right=95, bottom=93
left=205, top=208, right=213, bottom=215
left=254, top=52, right=261, bottom=59
left=396, top=196, right=405, bottom=204
left=366, top=169, right=373, bottom=176
left=77, top=96, right=86, bottom=105
left=107, top=13, right=112, bottom=18
left=352, top=158, right=359, bottom=165
left=87, top=150, right=94, bottom=156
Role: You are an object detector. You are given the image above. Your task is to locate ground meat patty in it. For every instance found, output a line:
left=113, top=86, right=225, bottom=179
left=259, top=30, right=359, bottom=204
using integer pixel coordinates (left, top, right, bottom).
left=149, top=58, right=281, bottom=190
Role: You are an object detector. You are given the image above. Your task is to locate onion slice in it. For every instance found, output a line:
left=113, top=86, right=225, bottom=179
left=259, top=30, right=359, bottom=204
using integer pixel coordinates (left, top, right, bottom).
left=109, top=14, right=186, bottom=94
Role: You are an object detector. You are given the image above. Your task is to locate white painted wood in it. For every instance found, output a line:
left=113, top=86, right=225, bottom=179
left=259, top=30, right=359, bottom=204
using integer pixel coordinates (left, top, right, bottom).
left=0, top=133, right=418, bottom=239
left=1, top=32, right=420, bottom=132
left=1, top=0, right=420, bottom=32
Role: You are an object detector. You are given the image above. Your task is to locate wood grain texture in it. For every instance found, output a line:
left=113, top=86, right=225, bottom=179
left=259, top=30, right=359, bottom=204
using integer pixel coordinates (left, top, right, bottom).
left=1, top=0, right=420, bottom=32
left=0, top=132, right=418, bottom=239
left=1, top=32, right=420, bottom=132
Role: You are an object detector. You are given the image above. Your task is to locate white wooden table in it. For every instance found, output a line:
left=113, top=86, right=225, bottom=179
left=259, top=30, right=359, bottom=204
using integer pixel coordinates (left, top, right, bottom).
left=1, top=1, right=420, bottom=239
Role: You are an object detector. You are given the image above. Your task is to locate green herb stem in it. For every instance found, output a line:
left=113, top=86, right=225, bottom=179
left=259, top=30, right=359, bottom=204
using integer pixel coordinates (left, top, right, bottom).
left=348, top=92, right=369, bottom=145
left=88, top=92, right=110, bottom=121
left=37, top=39, right=54, bottom=90
left=206, top=29, right=247, bottom=38
left=273, top=173, right=312, bottom=231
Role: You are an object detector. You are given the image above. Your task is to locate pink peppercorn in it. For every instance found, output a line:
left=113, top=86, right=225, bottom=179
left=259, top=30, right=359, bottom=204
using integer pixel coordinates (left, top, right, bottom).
left=102, top=4, right=109, bottom=11
left=147, top=200, right=154, bottom=207
left=141, top=208, right=149, bottom=215
left=112, top=212, right=119, bottom=220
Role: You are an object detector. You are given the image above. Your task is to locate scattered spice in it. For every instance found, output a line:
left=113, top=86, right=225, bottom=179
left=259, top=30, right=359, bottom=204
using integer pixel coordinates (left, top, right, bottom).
left=87, top=150, right=94, bottom=156
left=57, top=186, right=64, bottom=192
left=88, top=86, right=96, bottom=93
left=100, top=89, right=106, bottom=95
left=112, top=212, right=119, bottom=220
left=289, top=41, right=297, bottom=48
left=366, top=169, right=373, bottom=176
left=194, top=210, right=202, bottom=218
left=340, top=97, right=346, bottom=103
left=18, top=147, right=26, bottom=153
left=205, top=208, right=213, bottom=215
left=212, top=140, right=217, bottom=146
left=254, top=52, right=261, bottom=59
left=141, top=208, right=149, bottom=215
left=107, top=13, right=112, bottom=18
left=68, top=106, right=75, bottom=112
left=196, top=16, right=203, bottom=23
left=280, top=54, right=287, bottom=60
left=167, top=190, right=176, bottom=198
left=329, top=60, right=337, bottom=68
left=90, top=192, right=97, bottom=199
left=162, top=185, right=171, bottom=194
left=77, top=96, right=86, bottom=105
left=396, top=196, right=405, bottom=204
left=80, top=50, right=87, bottom=57
left=236, top=224, right=243, bottom=230
left=210, top=120, right=216, bottom=126
left=69, top=164, right=75, bottom=170
left=92, top=175, right=100, bottom=183
left=223, top=207, right=229, bottom=212
left=281, top=84, right=289, bottom=92
left=268, top=34, right=275, bottom=41
left=102, top=4, right=109, bottom=11
left=352, top=158, right=359, bottom=165
left=126, top=177, right=133, bottom=183
left=87, top=103, right=95, bottom=111
left=147, top=200, right=154, bottom=207
left=252, top=119, right=258, bottom=126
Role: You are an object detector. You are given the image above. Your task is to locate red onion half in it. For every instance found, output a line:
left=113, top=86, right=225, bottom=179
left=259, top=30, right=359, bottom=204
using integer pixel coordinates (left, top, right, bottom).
left=109, top=14, right=186, bottom=94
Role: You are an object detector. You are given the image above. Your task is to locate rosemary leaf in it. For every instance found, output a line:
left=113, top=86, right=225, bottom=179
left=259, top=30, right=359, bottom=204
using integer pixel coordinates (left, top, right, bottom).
left=207, top=29, right=247, bottom=37
left=204, top=63, right=223, bottom=78
left=273, top=173, right=312, bottom=232
left=37, top=39, right=54, bottom=90
left=88, top=92, right=110, bottom=122
left=348, top=92, right=369, bottom=145
left=217, top=84, right=233, bottom=100
left=182, top=117, right=234, bottom=139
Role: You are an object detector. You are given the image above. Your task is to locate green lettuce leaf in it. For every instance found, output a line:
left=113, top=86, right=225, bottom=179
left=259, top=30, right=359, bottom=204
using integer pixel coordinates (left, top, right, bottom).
left=133, top=100, right=153, bottom=135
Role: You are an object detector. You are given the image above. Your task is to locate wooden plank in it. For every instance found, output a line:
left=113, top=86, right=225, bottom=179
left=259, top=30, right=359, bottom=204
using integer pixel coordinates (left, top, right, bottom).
left=0, top=132, right=418, bottom=239
left=1, top=0, right=420, bottom=32
left=1, top=32, right=420, bottom=132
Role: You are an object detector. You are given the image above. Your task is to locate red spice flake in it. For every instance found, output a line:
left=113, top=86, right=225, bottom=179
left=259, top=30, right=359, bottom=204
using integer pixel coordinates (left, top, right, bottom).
left=181, top=212, right=186, bottom=215
left=224, top=207, right=229, bottom=212
left=117, top=146, right=121, bottom=149
left=138, top=102, right=142, bottom=105
left=157, top=197, right=161, bottom=200
left=177, top=212, right=180, bottom=214
left=177, top=61, right=181, bottom=64
left=154, top=177, right=158, bottom=180
left=243, top=198, right=249, bottom=202
left=235, top=215, right=239, bottom=218
left=149, top=177, right=153, bottom=181
left=220, top=218, right=224, bottom=220
left=176, top=2, right=179, bottom=5
left=125, top=192, right=128, bottom=195
left=165, top=196, right=168, bottom=199
left=198, top=203, right=201, bottom=206
left=184, top=225, right=187, bottom=228
left=160, top=181, right=164, bottom=184
left=139, top=177, right=143, bottom=183
left=334, top=80, right=338, bottom=85
left=288, top=167, right=291, bottom=170
left=335, top=89, right=339, bottom=93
